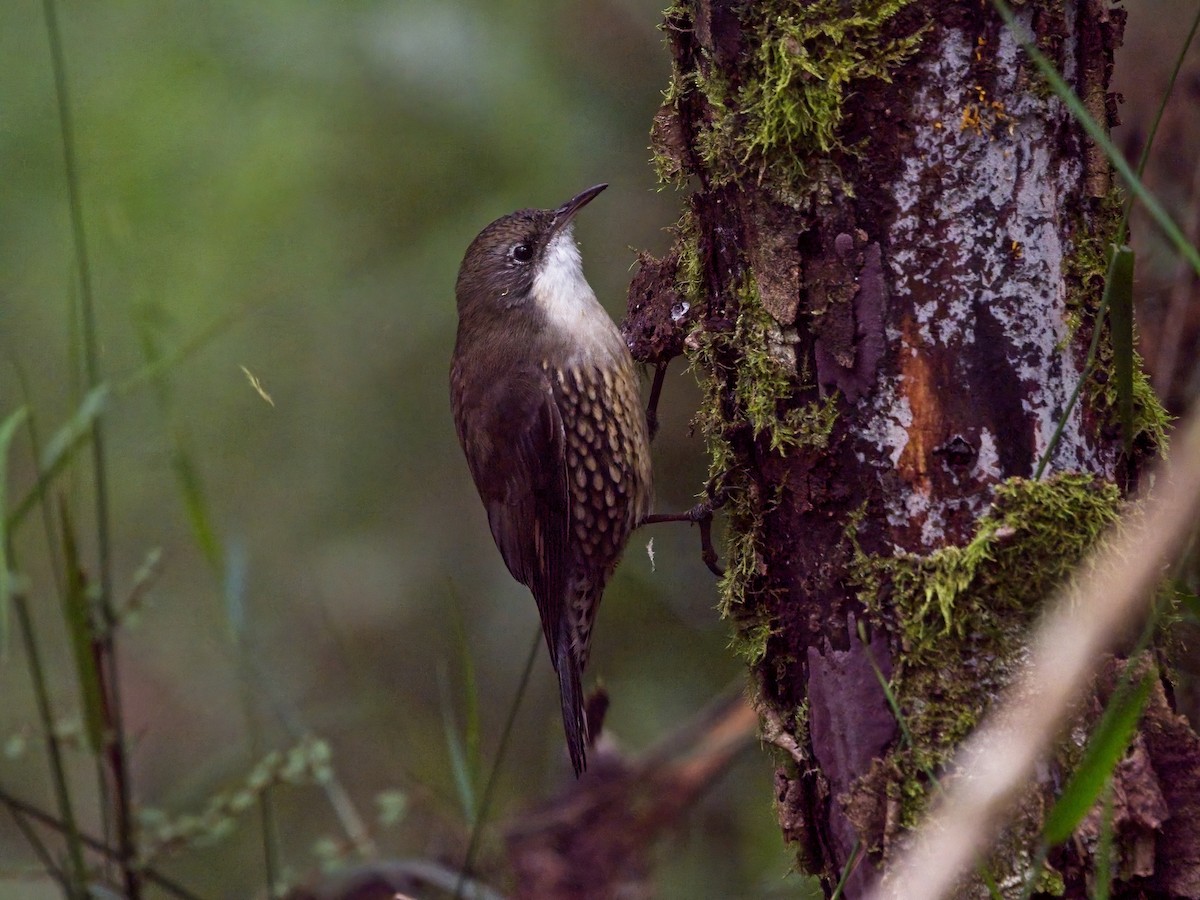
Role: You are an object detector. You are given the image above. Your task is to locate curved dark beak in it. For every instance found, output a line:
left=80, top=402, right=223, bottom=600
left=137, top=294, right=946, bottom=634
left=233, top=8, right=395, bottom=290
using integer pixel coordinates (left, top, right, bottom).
left=551, top=183, right=607, bottom=233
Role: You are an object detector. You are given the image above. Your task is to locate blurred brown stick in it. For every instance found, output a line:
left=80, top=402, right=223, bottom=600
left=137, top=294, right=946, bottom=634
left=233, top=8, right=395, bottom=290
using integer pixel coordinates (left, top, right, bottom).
left=505, top=685, right=759, bottom=900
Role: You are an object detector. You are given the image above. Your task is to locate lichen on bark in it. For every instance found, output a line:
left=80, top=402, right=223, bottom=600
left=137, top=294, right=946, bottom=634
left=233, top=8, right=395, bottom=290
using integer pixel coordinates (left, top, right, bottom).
left=626, top=0, right=1199, bottom=895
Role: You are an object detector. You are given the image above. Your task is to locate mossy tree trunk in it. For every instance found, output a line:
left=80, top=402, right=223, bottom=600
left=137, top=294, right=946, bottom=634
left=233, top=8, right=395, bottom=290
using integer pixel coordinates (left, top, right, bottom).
left=625, top=1, right=1200, bottom=896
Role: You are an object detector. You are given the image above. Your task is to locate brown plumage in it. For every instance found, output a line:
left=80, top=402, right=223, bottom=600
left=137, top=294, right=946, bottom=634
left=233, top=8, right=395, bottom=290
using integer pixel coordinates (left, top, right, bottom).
left=450, top=184, right=652, bottom=775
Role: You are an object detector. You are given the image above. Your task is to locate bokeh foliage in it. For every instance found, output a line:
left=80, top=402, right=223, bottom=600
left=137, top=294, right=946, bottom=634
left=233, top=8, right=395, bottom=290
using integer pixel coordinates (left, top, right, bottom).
left=0, top=0, right=791, bottom=896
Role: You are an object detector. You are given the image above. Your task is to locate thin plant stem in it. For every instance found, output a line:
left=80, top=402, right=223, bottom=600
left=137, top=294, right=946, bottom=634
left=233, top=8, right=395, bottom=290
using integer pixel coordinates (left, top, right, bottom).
left=39, top=0, right=138, bottom=892
left=6, top=801, right=69, bottom=891
left=12, top=591, right=88, bottom=894
left=454, top=628, right=541, bottom=899
left=0, top=789, right=208, bottom=900
left=830, top=839, right=861, bottom=900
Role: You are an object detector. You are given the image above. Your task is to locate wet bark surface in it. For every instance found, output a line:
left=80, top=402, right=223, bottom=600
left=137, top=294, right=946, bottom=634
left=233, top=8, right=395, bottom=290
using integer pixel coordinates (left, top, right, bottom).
left=628, top=1, right=1200, bottom=896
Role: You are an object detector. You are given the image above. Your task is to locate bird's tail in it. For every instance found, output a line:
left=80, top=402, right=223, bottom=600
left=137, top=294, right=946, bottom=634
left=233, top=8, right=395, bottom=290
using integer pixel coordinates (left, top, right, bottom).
left=554, top=640, right=589, bottom=776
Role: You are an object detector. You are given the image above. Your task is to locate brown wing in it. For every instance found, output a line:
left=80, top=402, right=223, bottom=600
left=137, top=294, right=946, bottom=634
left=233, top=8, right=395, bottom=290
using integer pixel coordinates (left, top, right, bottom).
left=451, top=366, right=569, bottom=656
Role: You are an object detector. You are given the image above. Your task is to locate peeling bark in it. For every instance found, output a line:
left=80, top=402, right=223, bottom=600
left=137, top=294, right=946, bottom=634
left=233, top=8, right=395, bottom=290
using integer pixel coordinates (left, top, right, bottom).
left=630, top=1, right=1196, bottom=896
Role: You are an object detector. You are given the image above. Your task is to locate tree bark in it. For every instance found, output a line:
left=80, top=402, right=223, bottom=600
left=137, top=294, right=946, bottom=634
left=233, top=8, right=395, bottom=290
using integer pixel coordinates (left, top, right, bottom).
left=626, top=1, right=1199, bottom=896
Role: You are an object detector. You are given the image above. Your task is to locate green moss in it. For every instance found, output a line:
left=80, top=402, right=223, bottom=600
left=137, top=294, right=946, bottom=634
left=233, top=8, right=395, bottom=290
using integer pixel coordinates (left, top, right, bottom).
left=1063, top=185, right=1172, bottom=455
left=664, top=0, right=925, bottom=192
left=850, top=475, right=1123, bottom=827
left=685, top=269, right=833, bottom=663
left=779, top=394, right=839, bottom=452
left=736, top=2, right=924, bottom=182
left=1061, top=193, right=1115, bottom=346
left=712, top=477, right=777, bottom=664
left=690, top=271, right=832, bottom=456
left=673, top=206, right=703, bottom=305
left=734, top=618, right=775, bottom=665
left=677, top=215, right=839, bottom=665
left=1106, top=356, right=1171, bottom=454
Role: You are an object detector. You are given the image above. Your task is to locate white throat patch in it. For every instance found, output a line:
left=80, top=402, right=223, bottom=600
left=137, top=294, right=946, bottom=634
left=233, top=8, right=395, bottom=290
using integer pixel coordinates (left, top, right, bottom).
left=533, top=228, right=595, bottom=325
left=532, top=225, right=624, bottom=367
left=531, top=226, right=622, bottom=363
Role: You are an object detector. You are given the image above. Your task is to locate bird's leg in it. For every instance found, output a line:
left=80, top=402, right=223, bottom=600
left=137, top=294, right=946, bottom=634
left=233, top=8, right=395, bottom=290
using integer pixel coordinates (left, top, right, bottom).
left=641, top=361, right=727, bottom=575
left=645, top=361, right=669, bottom=442
left=640, top=482, right=729, bottom=577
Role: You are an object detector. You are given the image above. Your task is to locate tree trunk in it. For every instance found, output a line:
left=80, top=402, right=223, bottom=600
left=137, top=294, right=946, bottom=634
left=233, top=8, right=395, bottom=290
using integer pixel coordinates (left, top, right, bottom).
left=626, top=1, right=1199, bottom=896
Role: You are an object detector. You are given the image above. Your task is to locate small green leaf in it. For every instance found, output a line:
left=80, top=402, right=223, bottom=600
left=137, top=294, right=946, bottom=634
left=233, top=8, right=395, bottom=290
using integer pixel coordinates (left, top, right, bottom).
left=1042, top=669, right=1153, bottom=846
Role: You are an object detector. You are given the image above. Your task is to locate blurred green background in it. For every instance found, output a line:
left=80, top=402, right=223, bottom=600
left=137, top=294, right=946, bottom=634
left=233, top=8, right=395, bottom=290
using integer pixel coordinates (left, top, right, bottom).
left=1, top=1, right=1197, bottom=897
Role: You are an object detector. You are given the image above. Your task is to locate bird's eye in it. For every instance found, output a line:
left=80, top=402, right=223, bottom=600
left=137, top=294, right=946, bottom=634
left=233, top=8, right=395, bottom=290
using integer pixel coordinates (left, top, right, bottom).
left=511, top=243, right=534, bottom=263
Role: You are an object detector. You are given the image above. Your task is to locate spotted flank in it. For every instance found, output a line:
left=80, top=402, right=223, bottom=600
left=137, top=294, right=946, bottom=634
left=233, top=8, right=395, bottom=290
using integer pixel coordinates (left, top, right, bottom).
left=545, top=359, right=651, bottom=667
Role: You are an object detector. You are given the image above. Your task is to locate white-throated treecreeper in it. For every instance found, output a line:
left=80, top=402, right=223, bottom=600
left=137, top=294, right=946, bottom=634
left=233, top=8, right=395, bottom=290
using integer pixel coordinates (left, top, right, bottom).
left=450, top=184, right=652, bottom=775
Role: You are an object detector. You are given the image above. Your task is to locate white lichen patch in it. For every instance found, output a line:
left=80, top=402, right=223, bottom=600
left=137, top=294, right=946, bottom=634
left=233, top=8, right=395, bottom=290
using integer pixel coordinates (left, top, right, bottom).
left=873, top=12, right=1109, bottom=548
left=975, top=428, right=1001, bottom=481
left=859, top=384, right=913, bottom=471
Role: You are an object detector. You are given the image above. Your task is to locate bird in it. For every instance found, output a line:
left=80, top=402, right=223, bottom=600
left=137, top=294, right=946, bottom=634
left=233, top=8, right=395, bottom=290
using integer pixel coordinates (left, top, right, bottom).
left=450, top=184, right=653, bottom=775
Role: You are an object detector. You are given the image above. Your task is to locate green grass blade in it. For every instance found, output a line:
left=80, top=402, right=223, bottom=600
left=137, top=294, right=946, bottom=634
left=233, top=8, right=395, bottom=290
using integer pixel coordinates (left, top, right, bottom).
left=6, top=384, right=109, bottom=533
left=120, top=306, right=246, bottom=396
left=1033, top=241, right=1124, bottom=480
left=448, top=591, right=482, bottom=792
left=1042, top=668, right=1153, bottom=846
left=135, top=317, right=224, bottom=573
left=57, top=499, right=107, bottom=756
left=438, top=662, right=477, bottom=824
left=1025, top=5, right=1197, bottom=477
left=41, top=0, right=136, bottom=885
left=993, top=0, right=1200, bottom=278
left=857, top=621, right=930, bottom=771
left=1094, top=782, right=1115, bottom=900
left=169, top=440, right=223, bottom=573
left=1107, top=246, right=1135, bottom=454
left=0, top=407, right=30, bottom=652
left=830, top=839, right=861, bottom=900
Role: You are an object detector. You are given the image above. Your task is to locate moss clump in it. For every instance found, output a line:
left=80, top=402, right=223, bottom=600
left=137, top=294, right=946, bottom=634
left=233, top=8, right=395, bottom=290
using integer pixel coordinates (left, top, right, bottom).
left=852, top=474, right=1123, bottom=825
left=659, top=0, right=925, bottom=192
left=672, top=206, right=703, bottom=304
left=733, top=2, right=924, bottom=182
left=690, top=272, right=832, bottom=456
left=710, top=470, right=776, bottom=662
left=1102, top=353, right=1171, bottom=455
